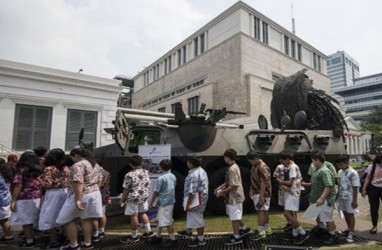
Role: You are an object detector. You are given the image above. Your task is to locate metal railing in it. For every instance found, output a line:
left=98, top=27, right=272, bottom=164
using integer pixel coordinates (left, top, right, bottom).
left=0, top=143, right=19, bottom=160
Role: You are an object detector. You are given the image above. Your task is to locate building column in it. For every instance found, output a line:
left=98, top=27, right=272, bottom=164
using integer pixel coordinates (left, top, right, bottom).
left=345, top=135, right=350, bottom=155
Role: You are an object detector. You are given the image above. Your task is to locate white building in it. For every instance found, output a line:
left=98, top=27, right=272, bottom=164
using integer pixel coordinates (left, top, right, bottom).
left=344, top=117, right=371, bottom=156
left=0, top=59, right=121, bottom=154
left=327, top=51, right=360, bottom=91
left=132, top=1, right=330, bottom=123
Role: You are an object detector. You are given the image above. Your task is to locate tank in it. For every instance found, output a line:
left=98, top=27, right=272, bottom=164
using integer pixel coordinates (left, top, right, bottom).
left=92, top=70, right=348, bottom=216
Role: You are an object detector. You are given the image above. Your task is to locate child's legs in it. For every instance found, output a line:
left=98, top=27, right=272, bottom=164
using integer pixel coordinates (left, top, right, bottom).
left=49, top=228, right=57, bottom=243
left=138, top=212, right=150, bottom=225
left=0, top=219, right=12, bottom=236
left=92, top=219, right=99, bottom=233
left=344, top=212, right=355, bottom=231
left=196, top=227, right=204, bottom=236
left=130, top=215, right=139, bottom=231
left=258, top=210, right=267, bottom=226
left=23, top=224, right=33, bottom=238
left=99, top=213, right=107, bottom=228
left=64, top=222, right=78, bottom=245
left=231, top=220, right=240, bottom=235
left=284, top=210, right=300, bottom=228
left=166, top=224, right=175, bottom=234
left=81, top=218, right=94, bottom=244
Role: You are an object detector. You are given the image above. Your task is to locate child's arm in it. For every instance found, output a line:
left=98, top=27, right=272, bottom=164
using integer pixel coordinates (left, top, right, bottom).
left=10, top=184, right=21, bottom=212
left=316, top=187, right=332, bottom=206
left=120, top=188, right=129, bottom=205
left=149, top=192, right=159, bottom=209
left=74, top=181, right=84, bottom=210
left=352, top=187, right=358, bottom=208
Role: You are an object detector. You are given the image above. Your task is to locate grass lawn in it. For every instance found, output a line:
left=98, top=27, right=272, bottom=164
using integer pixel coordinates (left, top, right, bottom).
left=107, top=212, right=314, bottom=233
left=325, top=243, right=382, bottom=250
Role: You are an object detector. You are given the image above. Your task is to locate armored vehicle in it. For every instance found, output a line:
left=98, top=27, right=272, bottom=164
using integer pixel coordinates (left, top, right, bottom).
left=93, top=70, right=347, bottom=216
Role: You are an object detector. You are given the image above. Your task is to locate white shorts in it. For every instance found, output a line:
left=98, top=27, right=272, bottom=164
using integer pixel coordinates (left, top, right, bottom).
left=124, top=201, right=148, bottom=216
left=252, top=195, right=271, bottom=211
left=38, top=188, right=68, bottom=230
left=311, top=201, right=334, bottom=222
left=102, top=205, right=107, bottom=214
left=187, top=211, right=204, bottom=229
left=226, top=204, right=243, bottom=221
left=278, top=191, right=285, bottom=206
left=0, top=205, right=11, bottom=220
left=56, top=191, right=103, bottom=225
left=158, top=205, right=174, bottom=227
left=10, top=198, right=41, bottom=226
left=337, top=199, right=356, bottom=214
left=284, top=194, right=300, bottom=212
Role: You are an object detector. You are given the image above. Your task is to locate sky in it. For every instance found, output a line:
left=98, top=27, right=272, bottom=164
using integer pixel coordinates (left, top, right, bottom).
left=0, top=0, right=381, bottom=79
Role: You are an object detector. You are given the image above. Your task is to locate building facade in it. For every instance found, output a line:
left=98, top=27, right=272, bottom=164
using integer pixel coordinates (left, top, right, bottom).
left=327, top=51, right=360, bottom=91
left=0, top=59, right=121, bottom=154
left=132, top=1, right=330, bottom=123
left=336, top=73, right=382, bottom=122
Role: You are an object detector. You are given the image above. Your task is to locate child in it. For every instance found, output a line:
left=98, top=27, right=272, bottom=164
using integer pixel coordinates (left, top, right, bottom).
left=148, top=159, right=177, bottom=247
left=247, top=152, right=271, bottom=241
left=33, top=146, right=48, bottom=167
left=92, top=163, right=111, bottom=241
left=217, top=149, right=250, bottom=246
left=120, top=155, right=152, bottom=243
left=178, top=157, right=209, bottom=248
left=38, top=148, right=70, bottom=250
left=273, top=160, right=291, bottom=231
left=56, top=148, right=103, bottom=250
left=276, top=152, right=309, bottom=245
left=335, top=155, right=360, bottom=243
left=310, top=153, right=338, bottom=245
left=10, top=151, right=43, bottom=248
left=0, top=159, right=14, bottom=242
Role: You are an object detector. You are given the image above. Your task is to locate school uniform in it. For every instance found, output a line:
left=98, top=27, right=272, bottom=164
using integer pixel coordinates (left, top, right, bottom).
left=56, top=161, right=103, bottom=225
left=250, top=160, right=272, bottom=211
left=284, top=162, right=302, bottom=212
left=0, top=176, right=11, bottom=221
left=337, top=167, right=360, bottom=213
left=225, top=164, right=245, bottom=221
left=154, top=170, right=176, bottom=227
left=122, top=168, right=150, bottom=216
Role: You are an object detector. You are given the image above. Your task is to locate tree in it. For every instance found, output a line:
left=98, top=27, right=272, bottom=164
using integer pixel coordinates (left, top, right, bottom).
left=362, top=107, right=382, bottom=152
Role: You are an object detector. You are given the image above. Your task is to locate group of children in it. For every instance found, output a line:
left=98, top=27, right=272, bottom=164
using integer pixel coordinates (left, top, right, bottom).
left=0, top=147, right=361, bottom=249
left=0, top=147, right=111, bottom=250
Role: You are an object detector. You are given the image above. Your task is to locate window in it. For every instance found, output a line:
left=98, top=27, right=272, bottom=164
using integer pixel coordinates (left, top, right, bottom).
left=291, top=39, right=296, bottom=59
left=313, top=52, right=317, bottom=70
left=168, top=56, right=172, bottom=72
left=13, top=104, right=52, bottom=150
left=262, top=21, right=268, bottom=44
left=200, top=33, right=205, bottom=53
left=158, top=107, right=166, bottom=113
left=143, top=72, right=147, bottom=86
left=331, top=57, right=341, bottom=64
left=317, top=55, right=321, bottom=72
left=254, top=16, right=261, bottom=40
left=171, top=102, right=181, bottom=114
left=156, top=64, right=160, bottom=79
left=297, top=43, right=302, bottom=61
left=182, top=46, right=187, bottom=64
left=194, top=37, right=199, bottom=57
left=66, top=109, right=97, bottom=150
left=284, top=36, right=289, bottom=55
left=188, top=96, right=199, bottom=114
left=153, top=66, right=156, bottom=81
left=164, top=59, right=167, bottom=74
left=177, top=49, right=182, bottom=66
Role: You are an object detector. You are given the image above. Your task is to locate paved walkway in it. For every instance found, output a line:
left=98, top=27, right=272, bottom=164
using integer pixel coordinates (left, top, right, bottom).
left=297, top=193, right=382, bottom=242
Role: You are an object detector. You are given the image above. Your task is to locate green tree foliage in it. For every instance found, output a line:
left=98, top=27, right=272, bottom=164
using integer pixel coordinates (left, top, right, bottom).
left=362, top=107, right=382, bottom=150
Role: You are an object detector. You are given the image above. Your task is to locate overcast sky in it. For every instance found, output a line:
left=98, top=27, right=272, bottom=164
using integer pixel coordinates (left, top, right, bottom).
left=0, top=0, right=381, bottom=79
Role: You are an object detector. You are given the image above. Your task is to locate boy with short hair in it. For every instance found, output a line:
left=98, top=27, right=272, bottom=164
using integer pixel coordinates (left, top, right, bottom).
left=273, top=160, right=291, bottom=231
left=218, top=149, right=250, bottom=246
left=120, top=156, right=153, bottom=243
left=178, top=157, right=209, bottom=248
left=276, top=152, right=309, bottom=245
left=335, top=155, right=360, bottom=243
left=247, top=152, right=272, bottom=241
left=148, top=159, right=177, bottom=247
left=310, top=153, right=338, bottom=245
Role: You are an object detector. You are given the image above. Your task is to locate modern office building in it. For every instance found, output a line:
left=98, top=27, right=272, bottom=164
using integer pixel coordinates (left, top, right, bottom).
left=132, top=1, right=330, bottom=124
left=327, top=51, right=360, bottom=91
left=336, top=73, right=382, bottom=122
left=0, top=59, right=121, bottom=155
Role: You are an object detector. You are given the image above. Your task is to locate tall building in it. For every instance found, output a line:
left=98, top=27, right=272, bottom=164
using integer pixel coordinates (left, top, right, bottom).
left=327, top=51, right=360, bottom=91
left=132, top=1, right=330, bottom=124
left=336, top=73, right=382, bottom=122
left=0, top=59, right=121, bottom=154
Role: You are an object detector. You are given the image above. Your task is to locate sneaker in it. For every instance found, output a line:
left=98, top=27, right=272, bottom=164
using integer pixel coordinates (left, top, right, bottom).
left=91, top=235, right=100, bottom=243
left=250, top=231, right=266, bottom=241
left=312, top=225, right=328, bottom=236
left=224, top=235, right=243, bottom=246
left=293, top=234, right=310, bottom=245
left=59, top=245, right=81, bottom=250
left=141, top=231, right=154, bottom=239
left=177, top=230, right=192, bottom=237
left=160, top=239, right=178, bottom=248
left=19, top=239, right=36, bottom=249
left=338, top=229, right=350, bottom=236
left=147, top=236, right=162, bottom=244
left=323, top=234, right=339, bottom=245
left=283, top=223, right=292, bottom=232
left=265, top=227, right=273, bottom=235
left=41, top=242, right=61, bottom=250
left=0, top=236, right=14, bottom=242
left=187, top=238, right=206, bottom=248
left=239, top=227, right=252, bottom=237
left=346, top=232, right=355, bottom=243
left=99, top=232, right=105, bottom=238
left=120, top=235, right=140, bottom=243
left=80, top=243, right=94, bottom=250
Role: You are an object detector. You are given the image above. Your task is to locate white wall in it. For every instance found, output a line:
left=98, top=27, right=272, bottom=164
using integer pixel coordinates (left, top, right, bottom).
left=208, top=9, right=242, bottom=48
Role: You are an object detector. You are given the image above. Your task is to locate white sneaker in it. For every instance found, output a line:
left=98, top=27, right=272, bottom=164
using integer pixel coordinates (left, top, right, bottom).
left=346, top=231, right=354, bottom=243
